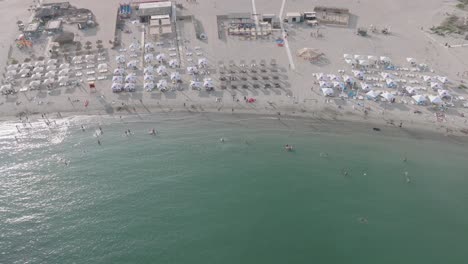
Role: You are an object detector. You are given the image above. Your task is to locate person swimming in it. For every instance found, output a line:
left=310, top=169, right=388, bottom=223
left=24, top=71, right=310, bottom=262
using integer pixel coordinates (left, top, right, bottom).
left=97, top=139, right=101, bottom=146
left=284, top=144, right=293, bottom=151
left=81, top=125, right=85, bottom=132
left=149, top=128, right=156, bottom=135
left=220, top=137, right=225, bottom=143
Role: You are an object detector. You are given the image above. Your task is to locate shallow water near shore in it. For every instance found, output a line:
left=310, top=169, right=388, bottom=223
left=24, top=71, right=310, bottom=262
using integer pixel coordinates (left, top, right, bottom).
left=1, top=114, right=468, bottom=264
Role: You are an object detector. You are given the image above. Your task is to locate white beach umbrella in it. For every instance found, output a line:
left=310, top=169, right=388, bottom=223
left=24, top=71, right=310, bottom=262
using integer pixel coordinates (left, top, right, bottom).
left=198, top=58, right=208, bottom=67
left=129, top=43, right=140, bottom=50
left=438, top=89, right=451, bottom=98
left=343, top=75, right=354, bottom=83
left=45, top=71, right=56, bottom=78
left=332, top=81, right=343, bottom=88
left=366, top=90, right=381, bottom=99
left=125, top=74, right=137, bottom=83
left=46, top=59, right=57, bottom=65
left=405, top=86, right=416, bottom=94
left=345, top=58, right=355, bottom=65
left=156, top=65, right=167, bottom=76
left=7, top=64, right=19, bottom=71
left=168, top=59, right=179, bottom=68
left=85, top=55, right=95, bottom=61
left=58, top=76, right=69, bottom=84
left=380, top=92, right=395, bottom=101
left=124, top=83, right=136, bottom=91
left=189, top=80, right=202, bottom=89
left=19, top=68, right=30, bottom=75
left=157, top=79, right=168, bottom=91
left=321, top=88, right=334, bottom=96
left=97, top=63, right=108, bottom=71
left=111, top=83, right=123, bottom=92
left=203, top=78, right=214, bottom=89
left=7, top=70, right=17, bottom=76
left=430, top=82, right=442, bottom=90
left=144, top=82, right=155, bottom=91
left=113, top=68, right=125, bottom=75
left=170, top=72, right=181, bottom=82
left=144, top=53, right=154, bottom=63
left=115, top=55, right=126, bottom=63
left=343, top=54, right=352, bottom=59
left=33, top=67, right=44, bottom=73
left=112, top=76, right=124, bottom=83
left=406, top=57, right=416, bottom=64
left=360, top=82, right=371, bottom=91
left=428, top=95, right=443, bottom=105
left=319, top=81, right=332, bottom=88
left=72, top=56, right=82, bottom=62
left=187, top=66, right=198, bottom=75
left=422, top=75, right=432, bottom=82
left=412, top=94, right=427, bottom=104
left=31, top=73, right=42, bottom=80
left=29, top=80, right=41, bottom=88
left=59, top=63, right=70, bottom=69
left=46, top=65, right=57, bottom=71
left=352, top=70, right=364, bottom=78
left=367, top=55, right=377, bottom=62
left=58, top=69, right=69, bottom=76
left=358, top=59, right=370, bottom=66
left=386, top=79, right=397, bottom=88
left=21, top=63, right=32, bottom=69
left=144, top=43, right=155, bottom=51
left=354, top=54, right=365, bottom=60
left=43, top=78, right=55, bottom=85
left=437, top=76, right=448, bottom=84
left=34, top=61, right=45, bottom=67
left=315, top=73, right=326, bottom=81
left=144, top=74, right=154, bottom=81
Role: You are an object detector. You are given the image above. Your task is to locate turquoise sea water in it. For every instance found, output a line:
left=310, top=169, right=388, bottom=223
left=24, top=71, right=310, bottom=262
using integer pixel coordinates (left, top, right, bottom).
left=1, top=114, right=468, bottom=264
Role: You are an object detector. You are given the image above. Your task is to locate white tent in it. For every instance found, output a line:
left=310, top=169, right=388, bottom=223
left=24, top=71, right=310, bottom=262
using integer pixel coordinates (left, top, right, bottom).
left=46, top=65, right=57, bottom=71
left=189, top=80, right=202, bottom=89
left=31, top=73, right=42, bottom=80
left=7, top=64, right=19, bottom=71
left=360, top=82, right=371, bottom=91
left=125, top=74, right=137, bottom=83
left=113, top=68, right=125, bottom=75
left=366, top=90, right=381, bottom=99
left=59, top=63, right=70, bottom=69
left=111, top=83, right=123, bottom=92
left=143, top=66, right=154, bottom=74
left=29, top=80, right=41, bottom=88
left=19, top=68, right=30, bottom=75
left=203, top=78, right=214, bottom=90
left=97, top=63, right=108, bottom=71
left=127, top=60, right=138, bottom=68
left=58, top=69, right=69, bottom=76
left=144, top=74, right=154, bottom=81
left=157, top=79, right=168, bottom=91
left=380, top=92, right=395, bottom=101
left=43, top=78, right=54, bottom=85
left=170, top=72, right=181, bottom=82
left=144, top=53, right=154, bottom=63
left=412, top=94, right=427, bottom=104
left=115, top=55, right=126, bottom=63
left=379, top=56, right=391, bottom=63
left=428, top=95, right=443, bottom=105
left=112, top=76, right=124, bottom=83
left=437, top=76, right=448, bottom=84
left=124, top=83, right=136, bottom=91
left=156, top=53, right=167, bottom=63
left=438, top=89, right=451, bottom=98
left=343, top=54, right=352, bottom=59
left=144, top=82, right=155, bottom=91
left=321, top=88, right=334, bottom=96
left=34, top=61, right=45, bottom=67
left=47, top=59, right=57, bottom=65
left=168, top=59, right=179, bottom=68
left=198, top=58, right=208, bottom=67
left=430, top=82, right=442, bottom=90
left=129, top=43, right=140, bottom=50
left=187, top=66, right=198, bottom=75
left=45, top=71, right=56, bottom=78
left=156, top=65, right=167, bottom=75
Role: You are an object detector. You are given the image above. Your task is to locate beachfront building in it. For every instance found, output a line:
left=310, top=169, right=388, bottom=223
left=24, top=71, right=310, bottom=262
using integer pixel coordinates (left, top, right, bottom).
left=135, top=1, right=173, bottom=23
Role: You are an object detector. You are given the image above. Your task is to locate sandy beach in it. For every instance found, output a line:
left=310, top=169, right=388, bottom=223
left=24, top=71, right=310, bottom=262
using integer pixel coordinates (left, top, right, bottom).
left=0, top=0, right=468, bottom=137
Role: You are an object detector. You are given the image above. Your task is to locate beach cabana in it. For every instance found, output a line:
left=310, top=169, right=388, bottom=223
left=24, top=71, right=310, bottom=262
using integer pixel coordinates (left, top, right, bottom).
left=144, top=74, right=154, bottom=81
left=156, top=65, right=167, bottom=76
left=156, top=53, right=167, bottom=63
left=360, top=82, right=371, bottom=91
left=367, top=55, right=377, bottom=62
left=170, top=72, right=181, bottom=82
left=198, top=58, right=208, bottom=68
left=430, top=82, right=442, bottom=90
left=412, top=94, right=427, bottom=105
left=111, top=83, right=123, bottom=92
left=125, top=74, right=137, bottom=83
left=438, top=89, right=451, bottom=98
left=157, top=79, right=168, bottom=91
left=380, top=92, right=395, bottom=102
left=203, top=78, right=214, bottom=90
left=386, top=79, right=397, bottom=88
left=327, top=74, right=340, bottom=81
left=113, top=68, right=125, bottom=75
left=144, top=82, right=155, bottom=91
left=321, top=88, right=334, bottom=96
left=72, top=56, right=82, bottom=63
left=1, top=84, right=12, bottom=93
left=115, top=55, right=126, bottom=64
left=366, top=90, right=381, bottom=100
left=144, top=66, right=154, bottom=75
left=428, top=95, right=443, bottom=105
left=168, top=59, right=179, bottom=68
left=354, top=54, right=365, bottom=60
left=124, top=83, right=136, bottom=92
left=97, top=64, right=107, bottom=71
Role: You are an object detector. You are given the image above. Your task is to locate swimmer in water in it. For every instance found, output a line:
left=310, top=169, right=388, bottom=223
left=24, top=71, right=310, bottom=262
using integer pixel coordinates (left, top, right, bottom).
left=358, top=217, right=368, bottom=224
left=220, top=137, right=225, bottom=143
left=81, top=125, right=85, bottom=132
left=342, top=169, right=349, bottom=177
left=405, top=171, right=410, bottom=183
left=97, top=139, right=101, bottom=145
left=320, top=152, right=328, bottom=158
